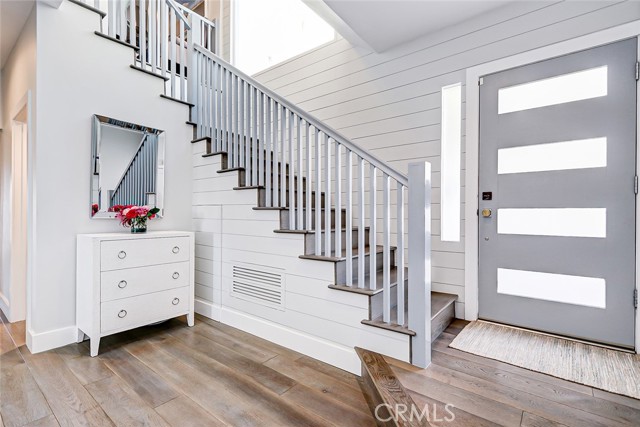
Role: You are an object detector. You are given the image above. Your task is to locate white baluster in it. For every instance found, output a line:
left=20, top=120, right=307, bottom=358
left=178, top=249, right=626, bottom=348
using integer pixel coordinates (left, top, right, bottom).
left=265, top=98, right=272, bottom=206
left=118, top=0, right=126, bottom=41
left=252, top=87, right=258, bottom=187
left=345, top=150, right=353, bottom=287
left=169, top=8, right=176, bottom=97
left=358, top=156, right=365, bottom=288
left=280, top=105, right=286, bottom=208
left=296, top=116, right=303, bottom=230
left=160, top=0, right=167, bottom=78
left=149, top=0, right=156, bottom=72
left=258, top=92, right=264, bottom=187
left=397, top=182, right=405, bottom=326
left=129, top=0, right=136, bottom=46
left=180, top=19, right=186, bottom=99
left=315, top=129, right=322, bottom=255
left=305, top=121, right=311, bottom=230
left=240, top=78, right=244, bottom=167
left=383, top=173, right=390, bottom=323
left=139, top=0, right=147, bottom=70
left=335, top=143, right=342, bottom=258
left=289, top=111, right=295, bottom=229
left=324, top=135, right=331, bottom=256
left=273, top=102, right=279, bottom=205
left=369, top=164, right=377, bottom=291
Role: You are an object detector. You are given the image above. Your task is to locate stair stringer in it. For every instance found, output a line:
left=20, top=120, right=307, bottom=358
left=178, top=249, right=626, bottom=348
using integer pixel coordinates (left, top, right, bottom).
left=191, top=140, right=411, bottom=374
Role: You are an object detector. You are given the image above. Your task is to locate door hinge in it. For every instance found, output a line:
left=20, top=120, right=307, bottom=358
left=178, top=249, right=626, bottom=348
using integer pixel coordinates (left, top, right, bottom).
left=635, top=175, right=638, bottom=194
left=634, top=289, right=638, bottom=309
left=636, top=62, right=639, bottom=80
left=478, top=77, right=484, bottom=86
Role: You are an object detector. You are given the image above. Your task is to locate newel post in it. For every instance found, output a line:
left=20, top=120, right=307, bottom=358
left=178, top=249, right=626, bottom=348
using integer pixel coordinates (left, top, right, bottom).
left=408, top=161, right=432, bottom=368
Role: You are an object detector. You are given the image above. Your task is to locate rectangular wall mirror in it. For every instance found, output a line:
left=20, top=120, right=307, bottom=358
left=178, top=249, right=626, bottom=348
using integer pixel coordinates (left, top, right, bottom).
left=91, top=115, right=165, bottom=219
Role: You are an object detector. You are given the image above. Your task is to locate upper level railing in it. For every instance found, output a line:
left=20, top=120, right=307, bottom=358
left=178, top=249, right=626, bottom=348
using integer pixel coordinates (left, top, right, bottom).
left=79, top=0, right=216, bottom=102
left=191, top=46, right=433, bottom=367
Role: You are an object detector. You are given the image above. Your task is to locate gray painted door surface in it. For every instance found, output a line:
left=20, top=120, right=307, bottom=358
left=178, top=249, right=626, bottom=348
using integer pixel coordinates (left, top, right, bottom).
left=479, top=39, right=637, bottom=349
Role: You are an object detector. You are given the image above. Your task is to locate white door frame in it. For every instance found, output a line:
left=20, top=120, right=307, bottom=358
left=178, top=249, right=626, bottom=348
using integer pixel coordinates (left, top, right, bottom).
left=464, top=21, right=640, bottom=352
left=3, top=91, right=34, bottom=331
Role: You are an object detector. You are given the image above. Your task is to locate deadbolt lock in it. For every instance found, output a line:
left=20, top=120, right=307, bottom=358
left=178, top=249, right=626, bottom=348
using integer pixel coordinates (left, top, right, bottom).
left=481, top=208, right=492, bottom=218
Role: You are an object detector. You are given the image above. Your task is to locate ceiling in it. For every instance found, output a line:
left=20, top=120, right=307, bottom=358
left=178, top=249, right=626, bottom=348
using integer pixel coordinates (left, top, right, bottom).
left=1, top=0, right=35, bottom=68
left=313, top=0, right=514, bottom=52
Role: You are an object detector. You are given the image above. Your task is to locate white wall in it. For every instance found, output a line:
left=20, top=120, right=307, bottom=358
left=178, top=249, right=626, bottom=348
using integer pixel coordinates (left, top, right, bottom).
left=29, top=0, right=193, bottom=350
left=253, top=0, right=640, bottom=317
left=0, top=7, right=36, bottom=321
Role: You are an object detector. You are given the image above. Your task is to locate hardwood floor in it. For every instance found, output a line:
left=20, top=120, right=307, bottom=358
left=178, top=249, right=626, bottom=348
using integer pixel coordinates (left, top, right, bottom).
left=386, top=320, right=640, bottom=427
left=0, top=315, right=375, bottom=427
left=3, top=315, right=639, bottom=427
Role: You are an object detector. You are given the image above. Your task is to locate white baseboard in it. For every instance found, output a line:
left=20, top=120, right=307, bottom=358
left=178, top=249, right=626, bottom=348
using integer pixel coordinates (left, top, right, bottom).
left=26, top=325, right=77, bottom=354
left=218, top=306, right=361, bottom=374
left=195, top=298, right=222, bottom=321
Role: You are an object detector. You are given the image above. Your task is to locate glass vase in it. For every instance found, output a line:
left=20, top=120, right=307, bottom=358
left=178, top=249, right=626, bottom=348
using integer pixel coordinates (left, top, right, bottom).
left=130, top=219, right=147, bottom=234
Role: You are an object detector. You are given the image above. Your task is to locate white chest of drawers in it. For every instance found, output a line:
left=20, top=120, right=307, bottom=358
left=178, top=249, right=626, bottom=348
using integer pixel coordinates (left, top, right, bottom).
left=76, top=231, right=195, bottom=356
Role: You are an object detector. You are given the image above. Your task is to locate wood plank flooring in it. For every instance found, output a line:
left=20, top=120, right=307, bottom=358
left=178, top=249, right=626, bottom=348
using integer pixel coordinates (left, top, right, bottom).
left=386, top=320, right=640, bottom=427
left=3, top=314, right=639, bottom=426
left=0, top=315, right=374, bottom=427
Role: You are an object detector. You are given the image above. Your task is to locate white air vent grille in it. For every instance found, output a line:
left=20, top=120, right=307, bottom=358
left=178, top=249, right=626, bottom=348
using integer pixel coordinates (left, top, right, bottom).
left=231, top=263, right=285, bottom=310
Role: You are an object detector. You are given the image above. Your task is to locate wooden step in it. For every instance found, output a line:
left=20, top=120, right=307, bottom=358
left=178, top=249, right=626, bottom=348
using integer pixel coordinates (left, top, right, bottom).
left=300, top=245, right=396, bottom=282
left=258, top=188, right=326, bottom=208
left=355, top=347, right=428, bottom=427
left=273, top=226, right=367, bottom=252
left=361, top=292, right=456, bottom=340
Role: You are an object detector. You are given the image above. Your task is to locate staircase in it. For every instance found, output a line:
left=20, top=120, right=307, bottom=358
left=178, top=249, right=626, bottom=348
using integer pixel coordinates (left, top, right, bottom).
left=67, top=0, right=457, bottom=371
left=192, top=135, right=457, bottom=341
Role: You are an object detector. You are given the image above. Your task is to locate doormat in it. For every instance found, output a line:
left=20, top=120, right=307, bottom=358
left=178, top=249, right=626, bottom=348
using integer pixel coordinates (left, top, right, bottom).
left=449, top=321, right=640, bottom=399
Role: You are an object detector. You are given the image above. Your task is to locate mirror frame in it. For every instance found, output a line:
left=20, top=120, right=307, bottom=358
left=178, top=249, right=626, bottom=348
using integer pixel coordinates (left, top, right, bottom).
left=90, top=114, right=166, bottom=219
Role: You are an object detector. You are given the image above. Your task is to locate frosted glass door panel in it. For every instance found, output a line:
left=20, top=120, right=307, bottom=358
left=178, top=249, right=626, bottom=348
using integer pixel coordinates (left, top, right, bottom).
left=498, top=138, right=607, bottom=174
left=497, top=268, right=606, bottom=309
left=498, top=66, right=607, bottom=114
left=497, top=208, right=606, bottom=238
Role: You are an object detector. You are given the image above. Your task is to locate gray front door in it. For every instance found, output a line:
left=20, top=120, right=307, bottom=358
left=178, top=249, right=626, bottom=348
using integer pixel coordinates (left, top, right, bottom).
left=479, top=39, right=637, bottom=349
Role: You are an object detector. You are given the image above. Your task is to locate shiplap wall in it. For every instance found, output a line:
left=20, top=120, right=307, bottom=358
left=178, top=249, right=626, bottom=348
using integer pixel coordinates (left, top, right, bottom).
left=253, top=0, right=640, bottom=316
left=191, top=140, right=411, bottom=373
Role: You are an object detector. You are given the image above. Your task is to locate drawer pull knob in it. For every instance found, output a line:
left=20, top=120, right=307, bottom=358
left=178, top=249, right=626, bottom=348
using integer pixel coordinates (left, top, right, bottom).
left=172, top=298, right=180, bottom=305
left=118, top=251, right=127, bottom=259
left=118, top=310, right=127, bottom=318
left=118, top=280, right=127, bottom=289
left=172, top=246, right=180, bottom=254
left=172, top=272, right=180, bottom=279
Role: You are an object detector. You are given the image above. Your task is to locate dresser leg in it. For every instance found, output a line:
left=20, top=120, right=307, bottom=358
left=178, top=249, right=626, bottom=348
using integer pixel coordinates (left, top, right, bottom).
left=187, top=312, right=195, bottom=327
left=76, top=329, right=85, bottom=343
left=90, top=338, right=100, bottom=357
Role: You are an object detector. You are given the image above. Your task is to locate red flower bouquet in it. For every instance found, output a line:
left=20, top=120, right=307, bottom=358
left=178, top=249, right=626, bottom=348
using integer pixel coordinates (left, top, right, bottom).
left=114, top=205, right=160, bottom=233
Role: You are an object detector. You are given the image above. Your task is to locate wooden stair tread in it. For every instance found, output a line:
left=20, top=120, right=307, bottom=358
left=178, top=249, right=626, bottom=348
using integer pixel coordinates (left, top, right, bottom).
left=431, top=292, right=457, bottom=318
left=94, top=31, right=138, bottom=51
left=329, top=266, right=406, bottom=295
left=355, top=347, right=428, bottom=427
left=361, top=292, right=457, bottom=337
left=275, top=226, right=365, bottom=236
left=299, top=245, right=392, bottom=262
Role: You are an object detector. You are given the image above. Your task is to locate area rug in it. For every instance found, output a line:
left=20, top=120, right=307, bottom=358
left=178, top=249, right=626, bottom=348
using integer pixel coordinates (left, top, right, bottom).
left=449, top=321, right=640, bottom=399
